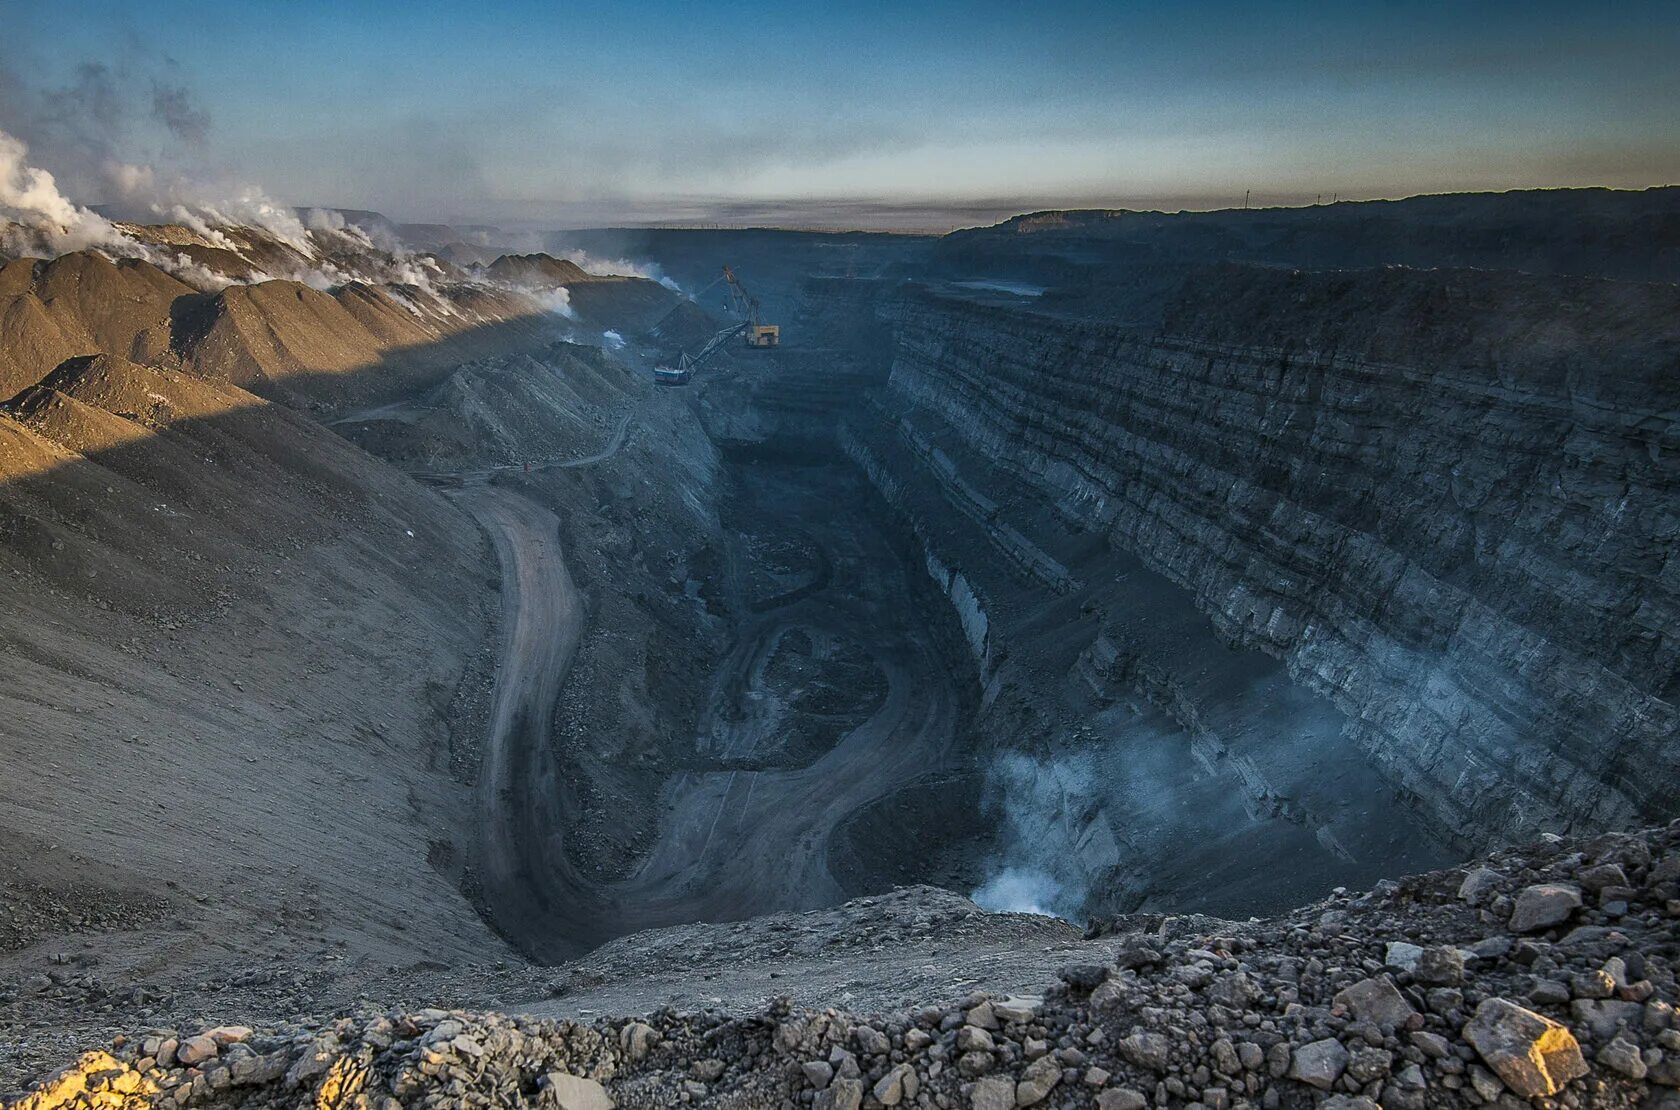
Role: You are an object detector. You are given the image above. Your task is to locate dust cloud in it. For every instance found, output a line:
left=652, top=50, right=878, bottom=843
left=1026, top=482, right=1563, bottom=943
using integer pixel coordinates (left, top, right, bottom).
left=969, top=750, right=1106, bottom=922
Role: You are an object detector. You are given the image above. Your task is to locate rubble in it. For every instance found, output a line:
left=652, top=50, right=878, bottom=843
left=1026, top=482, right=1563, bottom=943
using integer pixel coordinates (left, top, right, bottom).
left=7, top=821, right=1678, bottom=1109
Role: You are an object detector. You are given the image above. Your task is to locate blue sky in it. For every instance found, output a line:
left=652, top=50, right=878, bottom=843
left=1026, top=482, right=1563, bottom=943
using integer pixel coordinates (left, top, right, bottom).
left=2, top=0, right=1676, bottom=227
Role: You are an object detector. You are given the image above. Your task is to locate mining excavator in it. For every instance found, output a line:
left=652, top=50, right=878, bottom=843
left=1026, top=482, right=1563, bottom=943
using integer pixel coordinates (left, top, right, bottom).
left=653, top=265, right=778, bottom=385
left=723, top=265, right=780, bottom=349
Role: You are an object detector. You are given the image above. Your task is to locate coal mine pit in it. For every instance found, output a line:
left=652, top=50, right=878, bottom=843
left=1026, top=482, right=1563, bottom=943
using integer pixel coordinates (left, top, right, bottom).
left=470, top=299, right=1467, bottom=961
left=3, top=185, right=1677, bottom=1107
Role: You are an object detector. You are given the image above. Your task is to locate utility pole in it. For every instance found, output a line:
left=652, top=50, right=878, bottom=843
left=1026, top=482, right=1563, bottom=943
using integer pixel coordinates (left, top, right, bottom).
left=1243, top=189, right=1250, bottom=210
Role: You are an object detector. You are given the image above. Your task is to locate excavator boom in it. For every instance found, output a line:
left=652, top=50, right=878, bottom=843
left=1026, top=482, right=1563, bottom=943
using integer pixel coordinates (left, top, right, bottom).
left=654, top=265, right=779, bottom=384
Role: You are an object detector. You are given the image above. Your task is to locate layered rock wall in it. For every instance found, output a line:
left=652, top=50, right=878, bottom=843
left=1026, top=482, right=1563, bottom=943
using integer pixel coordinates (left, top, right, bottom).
left=883, top=267, right=1680, bottom=847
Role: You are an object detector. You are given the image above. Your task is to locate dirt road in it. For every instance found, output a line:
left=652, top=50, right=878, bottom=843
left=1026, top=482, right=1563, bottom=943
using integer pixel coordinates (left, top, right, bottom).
left=454, top=484, right=590, bottom=940
left=417, top=413, right=633, bottom=482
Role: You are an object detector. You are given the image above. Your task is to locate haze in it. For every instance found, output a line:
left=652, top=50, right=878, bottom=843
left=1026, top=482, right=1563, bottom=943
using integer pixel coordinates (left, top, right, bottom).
left=4, top=0, right=1677, bottom=229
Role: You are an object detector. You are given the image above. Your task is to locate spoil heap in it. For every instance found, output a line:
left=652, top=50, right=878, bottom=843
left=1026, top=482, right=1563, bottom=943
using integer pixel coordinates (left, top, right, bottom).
left=12, top=823, right=1679, bottom=1109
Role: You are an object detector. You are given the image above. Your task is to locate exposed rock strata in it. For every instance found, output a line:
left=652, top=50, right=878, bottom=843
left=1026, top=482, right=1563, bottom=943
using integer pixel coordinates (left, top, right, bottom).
left=878, top=267, right=1680, bottom=848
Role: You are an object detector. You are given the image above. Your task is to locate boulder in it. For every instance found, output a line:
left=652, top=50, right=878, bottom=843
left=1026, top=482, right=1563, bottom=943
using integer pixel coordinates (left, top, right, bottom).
left=1462, top=997, right=1588, bottom=1098
left=1598, top=1037, right=1648, bottom=1080
left=1117, top=1031, right=1172, bottom=1072
left=1577, top=863, right=1629, bottom=892
left=992, top=996, right=1041, bottom=1024
left=1288, top=1038, right=1349, bottom=1089
left=872, top=1063, right=917, bottom=1107
left=1058, top=964, right=1108, bottom=990
left=229, top=1052, right=286, bottom=1087
left=1458, top=867, right=1506, bottom=903
left=970, top=1075, right=1017, bottom=1110
left=1509, top=884, right=1582, bottom=932
left=815, top=1077, right=864, bottom=1110
left=541, top=1072, right=614, bottom=1110
left=618, top=1022, right=658, bottom=1062
left=854, top=1025, right=891, bottom=1056
left=176, top=1035, right=219, bottom=1067
left=1414, top=945, right=1465, bottom=986
left=1570, top=998, right=1643, bottom=1041
left=1015, top=1055, right=1061, bottom=1106
left=1089, top=980, right=1125, bottom=1008
left=1207, top=971, right=1260, bottom=1008
left=1334, top=976, right=1416, bottom=1030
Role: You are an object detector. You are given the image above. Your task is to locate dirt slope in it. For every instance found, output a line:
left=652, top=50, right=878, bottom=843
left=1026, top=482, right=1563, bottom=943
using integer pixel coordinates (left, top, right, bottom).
left=334, top=342, right=636, bottom=471
left=484, top=254, right=593, bottom=288
left=0, top=354, right=509, bottom=1056
left=0, top=250, right=566, bottom=410
left=0, top=255, right=193, bottom=397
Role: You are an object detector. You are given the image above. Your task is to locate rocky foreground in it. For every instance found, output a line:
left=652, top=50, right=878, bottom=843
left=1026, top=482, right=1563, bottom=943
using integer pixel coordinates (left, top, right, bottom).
left=10, top=822, right=1680, bottom=1110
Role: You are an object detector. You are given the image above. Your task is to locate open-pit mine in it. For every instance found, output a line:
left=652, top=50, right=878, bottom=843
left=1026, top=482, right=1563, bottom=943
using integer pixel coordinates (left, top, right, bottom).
left=1, top=185, right=1678, bottom=1110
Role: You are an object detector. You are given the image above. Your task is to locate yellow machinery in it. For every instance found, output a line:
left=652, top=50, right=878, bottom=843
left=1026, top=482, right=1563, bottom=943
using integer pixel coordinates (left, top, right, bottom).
left=723, top=266, right=779, bottom=347
left=652, top=264, right=779, bottom=385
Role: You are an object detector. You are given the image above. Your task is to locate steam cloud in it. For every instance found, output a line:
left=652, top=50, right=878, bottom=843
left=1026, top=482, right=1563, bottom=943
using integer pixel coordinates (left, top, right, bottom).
left=1, top=57, right=654, bottom=320
left=530, top=287, right=576, bottom=318
left=0, top=128, right=131, bottom=254
left=0, top=125, right=465, bottom=300
left=150, top=80, right=210, bottom=145
left=970, top=751, right=1106, bottom=921
left=0, top=57, right=438, bottom=294
left=556, top=248, right=682, bottom=293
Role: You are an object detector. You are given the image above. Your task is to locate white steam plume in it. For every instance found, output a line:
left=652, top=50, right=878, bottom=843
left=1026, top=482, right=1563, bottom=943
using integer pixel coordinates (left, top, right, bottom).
left=104, top=160, right=313, bottom=254
left=530, top=287, right=576, bottom=318
left=0, top=129, right=136, bottom=254
left=558, top=249, right=683, bottom=292
left=970, top=751, right=1106, bottom=921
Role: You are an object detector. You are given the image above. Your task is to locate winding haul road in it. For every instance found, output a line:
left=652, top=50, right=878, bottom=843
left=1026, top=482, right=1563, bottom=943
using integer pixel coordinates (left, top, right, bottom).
left=457, top=438, right=959, bottom=960
left=457, top=485, right=589, bottom=943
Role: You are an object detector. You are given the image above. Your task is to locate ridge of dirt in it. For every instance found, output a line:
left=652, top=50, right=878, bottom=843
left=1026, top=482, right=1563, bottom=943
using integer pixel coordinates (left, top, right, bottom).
left=0, top=250, right=564, bottom=406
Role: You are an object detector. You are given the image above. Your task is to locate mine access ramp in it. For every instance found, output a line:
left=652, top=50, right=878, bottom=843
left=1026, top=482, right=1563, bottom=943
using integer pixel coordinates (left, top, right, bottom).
left=653, top=265, right=779, bottom=385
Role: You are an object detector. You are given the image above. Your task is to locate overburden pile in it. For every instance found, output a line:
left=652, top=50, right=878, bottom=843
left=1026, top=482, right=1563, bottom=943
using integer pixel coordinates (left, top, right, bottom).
left=12, top=822, right=1680, bottom=1109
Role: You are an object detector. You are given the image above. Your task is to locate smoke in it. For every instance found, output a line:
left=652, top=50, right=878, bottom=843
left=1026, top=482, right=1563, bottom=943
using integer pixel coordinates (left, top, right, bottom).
left=2, top=57, right=519, bottom=316
left=102, top=160, right=314, bottom=255
left=530, top=288, right=576, bottom=318
left=0, top=128, right=133, bottom=254
left=40, top=63, right=124, bottom=145
left=0, top=124, right=468, bottom=304
left=150, top=81, right=209, bottom=145
left=969, top=751, right=1109, bottom=921
left=299, top=206, right=456, bottom=293
left=601, top=329, right=626, bottom=349
left=1, top=53, right=332, bottom=277
left=556, top=248, right=682, bottom=292
left=0, top=51, right=217, bottom=205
